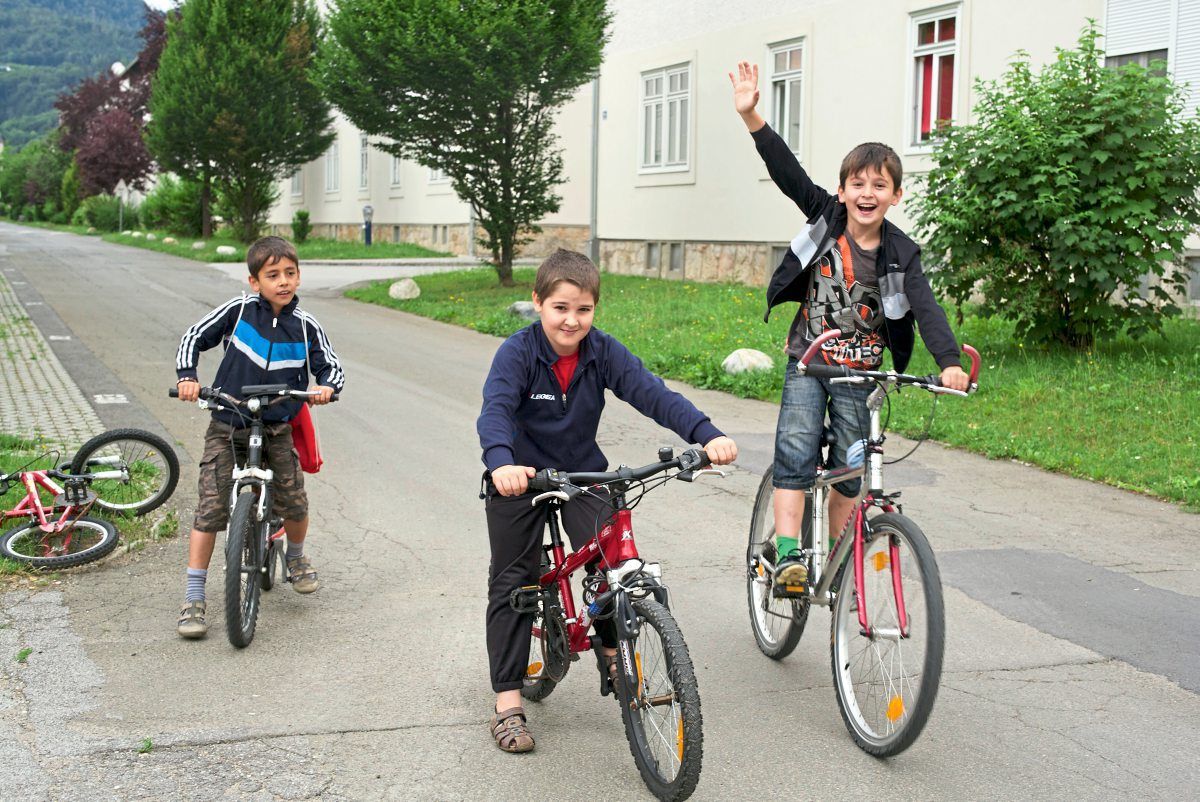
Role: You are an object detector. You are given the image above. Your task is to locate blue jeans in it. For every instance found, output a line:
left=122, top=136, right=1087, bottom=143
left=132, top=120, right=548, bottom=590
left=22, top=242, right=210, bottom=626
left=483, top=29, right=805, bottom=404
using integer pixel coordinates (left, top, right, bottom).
left=773, top=358, right=873, bottom=497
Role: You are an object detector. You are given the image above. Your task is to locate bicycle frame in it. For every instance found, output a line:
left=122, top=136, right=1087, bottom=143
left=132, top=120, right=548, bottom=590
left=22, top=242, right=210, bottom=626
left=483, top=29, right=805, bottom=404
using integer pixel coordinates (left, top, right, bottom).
left=536, top=500, right=664, bottom=653
left=1, top=470, right=93, bottom=555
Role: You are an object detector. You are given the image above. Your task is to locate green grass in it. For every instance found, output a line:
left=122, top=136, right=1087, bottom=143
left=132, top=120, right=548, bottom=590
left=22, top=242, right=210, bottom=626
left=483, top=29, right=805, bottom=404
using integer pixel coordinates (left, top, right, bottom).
left=2, top=219, right=451, bottom=262
left=349, top=267, right=1200, bottom=511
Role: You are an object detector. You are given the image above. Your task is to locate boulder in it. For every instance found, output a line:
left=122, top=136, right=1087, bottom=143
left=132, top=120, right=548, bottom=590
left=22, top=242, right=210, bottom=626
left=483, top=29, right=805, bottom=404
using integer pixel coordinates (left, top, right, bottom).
left=722, top=348, right=774, bottom=375
left=163, top=237, right=177, bottom=245
left=86, top=227, right=97, bottom=234
left=215, top=245, right=238, bottom=256
left=388, top=278, right=421, bottom=300
left=191, top=241, right=206, bottom=249
left=131, top=231, right=144, bottom=238
left=508, top=301, right=538, bottom=321
left=121, top=230, right=133, bottom=235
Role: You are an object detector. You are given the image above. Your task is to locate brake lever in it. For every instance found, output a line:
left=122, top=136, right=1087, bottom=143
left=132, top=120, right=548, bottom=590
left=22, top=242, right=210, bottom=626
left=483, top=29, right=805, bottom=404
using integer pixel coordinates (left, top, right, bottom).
left=676, top=468, right=726, bottom=483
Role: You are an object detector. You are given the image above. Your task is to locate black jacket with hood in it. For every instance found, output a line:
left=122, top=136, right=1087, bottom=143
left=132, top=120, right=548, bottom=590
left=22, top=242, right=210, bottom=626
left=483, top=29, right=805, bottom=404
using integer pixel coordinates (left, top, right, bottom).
left=753, top=123, right=960, bottom=372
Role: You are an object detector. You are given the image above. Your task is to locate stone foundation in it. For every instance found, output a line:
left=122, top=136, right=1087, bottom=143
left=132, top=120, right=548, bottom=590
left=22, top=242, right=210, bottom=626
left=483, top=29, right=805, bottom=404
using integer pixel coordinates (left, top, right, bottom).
left=600, top=240, right=774, bottom=286
left=270, top=222, right=589, bottom=260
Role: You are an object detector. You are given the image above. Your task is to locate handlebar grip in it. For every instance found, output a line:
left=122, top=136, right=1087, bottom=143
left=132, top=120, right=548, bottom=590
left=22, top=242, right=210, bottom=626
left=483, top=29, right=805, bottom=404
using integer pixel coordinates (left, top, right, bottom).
left=528, top=469, right=554, bottom=492
left=168, top=388, right=179, bottom=398
left=801, top=363, right=849, bottom=380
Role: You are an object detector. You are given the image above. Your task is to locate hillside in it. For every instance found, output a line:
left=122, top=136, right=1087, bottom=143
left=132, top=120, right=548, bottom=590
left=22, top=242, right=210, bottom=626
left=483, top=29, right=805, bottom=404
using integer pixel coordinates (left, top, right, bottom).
left=0, top=0, right=148, bottom=149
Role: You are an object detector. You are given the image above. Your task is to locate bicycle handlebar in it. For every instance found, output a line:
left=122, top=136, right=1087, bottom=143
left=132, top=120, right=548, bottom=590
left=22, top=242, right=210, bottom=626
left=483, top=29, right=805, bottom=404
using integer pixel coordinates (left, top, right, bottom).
left=169, top=385, right=339, bottom=406
left=798, top=329, right=980, bottom=392
left=528, top=448, right=712, bottom=493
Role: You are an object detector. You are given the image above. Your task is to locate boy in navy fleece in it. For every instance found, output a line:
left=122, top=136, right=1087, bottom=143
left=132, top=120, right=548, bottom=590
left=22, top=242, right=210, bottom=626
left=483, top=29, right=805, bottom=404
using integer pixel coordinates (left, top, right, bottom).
left=477, top=248, right=737, bottom=752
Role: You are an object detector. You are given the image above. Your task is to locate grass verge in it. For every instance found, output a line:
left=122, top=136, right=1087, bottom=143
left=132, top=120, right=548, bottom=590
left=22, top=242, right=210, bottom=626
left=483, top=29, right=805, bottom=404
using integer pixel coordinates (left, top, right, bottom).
left=348, top=267, right=1200, bottom=511
left=2, top=219, right=452, bottom=262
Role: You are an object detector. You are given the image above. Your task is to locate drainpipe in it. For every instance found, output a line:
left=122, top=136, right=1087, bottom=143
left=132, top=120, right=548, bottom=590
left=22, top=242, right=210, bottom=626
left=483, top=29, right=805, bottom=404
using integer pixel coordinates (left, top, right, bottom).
left=468, top=205, right=476, bottom=258
left=589, top=76, right=600, bottom=264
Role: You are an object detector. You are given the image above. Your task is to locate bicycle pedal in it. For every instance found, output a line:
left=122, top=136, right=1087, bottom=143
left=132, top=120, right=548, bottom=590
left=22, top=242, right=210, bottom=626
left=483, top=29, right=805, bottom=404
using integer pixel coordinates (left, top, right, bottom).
left=509, top=585, right=543, bottom=614
left=772, top=583, right=807, bottom=599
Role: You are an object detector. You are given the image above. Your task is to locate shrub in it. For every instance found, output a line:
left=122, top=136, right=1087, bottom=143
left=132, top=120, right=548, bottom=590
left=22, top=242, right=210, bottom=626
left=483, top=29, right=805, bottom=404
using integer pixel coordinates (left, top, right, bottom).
left=81, top=195, right=123, bottom=232
left=138, top=175, right=204, bottom=236
left=70, top=205, right=88, bottom=226
left=292, top=209, right=312, bottom=243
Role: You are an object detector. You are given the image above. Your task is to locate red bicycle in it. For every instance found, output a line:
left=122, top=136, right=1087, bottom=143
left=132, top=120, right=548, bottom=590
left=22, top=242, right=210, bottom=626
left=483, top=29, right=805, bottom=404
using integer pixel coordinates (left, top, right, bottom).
left=516, top=448, right=721, bottom=801
left=0, top=429, right=179, bottom=568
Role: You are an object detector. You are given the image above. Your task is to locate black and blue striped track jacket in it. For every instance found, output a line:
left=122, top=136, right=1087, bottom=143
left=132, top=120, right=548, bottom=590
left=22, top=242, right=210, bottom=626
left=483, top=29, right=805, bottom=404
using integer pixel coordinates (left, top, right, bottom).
left=175, top=293, right=345, bottom=427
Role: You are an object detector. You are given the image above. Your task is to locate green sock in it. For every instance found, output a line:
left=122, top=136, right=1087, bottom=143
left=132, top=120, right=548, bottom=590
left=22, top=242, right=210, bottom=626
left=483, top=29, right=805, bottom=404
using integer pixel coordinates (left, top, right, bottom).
left=776, top=536, right=799, bottom=560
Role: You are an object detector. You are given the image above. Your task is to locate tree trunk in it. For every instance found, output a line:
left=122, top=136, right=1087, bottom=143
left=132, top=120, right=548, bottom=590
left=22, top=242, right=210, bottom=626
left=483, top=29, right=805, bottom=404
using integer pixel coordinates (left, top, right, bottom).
left=496, top=233, right=515, bottom=286
left=200, top=173, right=212, bottom=239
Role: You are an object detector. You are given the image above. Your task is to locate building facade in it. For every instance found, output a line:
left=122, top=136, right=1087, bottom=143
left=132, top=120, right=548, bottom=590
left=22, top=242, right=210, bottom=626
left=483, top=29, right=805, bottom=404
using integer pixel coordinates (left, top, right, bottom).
left=268, top=0, right=1200, bottom=308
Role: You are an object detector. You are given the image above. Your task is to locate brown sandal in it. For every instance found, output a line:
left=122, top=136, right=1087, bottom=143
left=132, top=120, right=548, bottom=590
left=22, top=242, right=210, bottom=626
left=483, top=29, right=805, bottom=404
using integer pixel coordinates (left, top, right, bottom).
left=490, top=706, right=535, bottom=753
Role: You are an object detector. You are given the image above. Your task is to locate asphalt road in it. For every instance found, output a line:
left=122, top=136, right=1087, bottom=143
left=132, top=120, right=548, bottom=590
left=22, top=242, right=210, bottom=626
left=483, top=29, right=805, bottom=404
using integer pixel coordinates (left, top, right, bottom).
left=2, top=223, right=1198, bottom=800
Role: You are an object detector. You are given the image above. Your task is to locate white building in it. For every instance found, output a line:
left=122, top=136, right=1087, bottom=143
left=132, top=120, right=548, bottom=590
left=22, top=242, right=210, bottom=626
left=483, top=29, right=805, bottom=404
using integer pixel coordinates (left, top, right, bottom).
left=268, top=0, right=1200, bottom=305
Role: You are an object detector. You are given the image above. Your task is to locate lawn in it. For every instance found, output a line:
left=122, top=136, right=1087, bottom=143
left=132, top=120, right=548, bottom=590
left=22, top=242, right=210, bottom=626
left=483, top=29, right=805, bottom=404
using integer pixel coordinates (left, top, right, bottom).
left=348, top=267, right=1200, bottom=511
left=4, top=220, right=451, bottom=262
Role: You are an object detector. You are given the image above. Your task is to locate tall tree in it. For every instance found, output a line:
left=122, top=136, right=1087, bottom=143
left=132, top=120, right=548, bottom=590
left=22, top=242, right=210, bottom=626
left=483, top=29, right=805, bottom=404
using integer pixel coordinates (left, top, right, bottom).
left=318, top=0, right=611, bottom=284
left=911, top=24, right=1200, bottom=348
left=146, top=0, right=334, bottom=241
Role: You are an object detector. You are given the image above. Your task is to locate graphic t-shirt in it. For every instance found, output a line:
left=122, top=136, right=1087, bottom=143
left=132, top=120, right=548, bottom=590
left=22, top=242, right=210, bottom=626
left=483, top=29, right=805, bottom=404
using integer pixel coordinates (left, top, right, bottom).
left=552, top=351, right=579, bottom=393
left=785, top=232, right=885, bottom=369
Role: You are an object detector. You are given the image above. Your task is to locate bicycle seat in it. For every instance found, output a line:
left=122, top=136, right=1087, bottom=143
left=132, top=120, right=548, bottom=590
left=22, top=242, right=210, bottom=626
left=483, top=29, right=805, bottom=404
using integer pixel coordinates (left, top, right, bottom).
left=241, top=383, right=290, bottom=398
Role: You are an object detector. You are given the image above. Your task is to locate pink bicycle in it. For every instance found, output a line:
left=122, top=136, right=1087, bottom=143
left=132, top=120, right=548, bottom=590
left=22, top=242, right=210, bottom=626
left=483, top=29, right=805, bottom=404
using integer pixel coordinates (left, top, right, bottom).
left=746, top=328, right=980, bottom=756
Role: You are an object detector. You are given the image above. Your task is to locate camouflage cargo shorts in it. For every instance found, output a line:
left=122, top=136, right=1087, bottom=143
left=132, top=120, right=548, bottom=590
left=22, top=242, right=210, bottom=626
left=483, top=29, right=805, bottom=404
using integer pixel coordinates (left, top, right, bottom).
left=192, top=419, right=307, bottom=533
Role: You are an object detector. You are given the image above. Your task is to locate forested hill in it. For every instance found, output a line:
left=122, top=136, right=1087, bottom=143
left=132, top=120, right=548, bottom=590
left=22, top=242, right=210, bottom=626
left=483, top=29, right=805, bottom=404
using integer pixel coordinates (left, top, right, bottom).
left=0, top=0, right=148, bottom=150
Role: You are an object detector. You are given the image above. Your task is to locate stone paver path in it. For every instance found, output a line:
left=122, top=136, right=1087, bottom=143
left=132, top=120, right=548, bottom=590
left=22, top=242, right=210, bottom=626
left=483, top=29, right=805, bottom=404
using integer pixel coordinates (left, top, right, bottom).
left=0, top=272, right=102, bottom=451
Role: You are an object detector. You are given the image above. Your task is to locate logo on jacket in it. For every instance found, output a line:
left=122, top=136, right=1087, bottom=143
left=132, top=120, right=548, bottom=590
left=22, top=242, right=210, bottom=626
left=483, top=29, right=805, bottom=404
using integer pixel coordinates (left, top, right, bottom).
left=530, top=393, right=556, bottom=401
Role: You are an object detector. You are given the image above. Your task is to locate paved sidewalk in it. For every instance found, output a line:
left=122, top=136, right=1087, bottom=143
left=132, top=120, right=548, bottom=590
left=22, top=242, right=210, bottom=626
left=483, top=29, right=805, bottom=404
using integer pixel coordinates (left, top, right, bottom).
left=0, top=271, right=102, bottom=451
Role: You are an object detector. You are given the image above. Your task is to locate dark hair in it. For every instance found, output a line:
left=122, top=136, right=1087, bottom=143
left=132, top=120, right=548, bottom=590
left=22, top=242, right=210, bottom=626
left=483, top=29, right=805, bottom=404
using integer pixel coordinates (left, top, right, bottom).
left=247, top=236, right=299, bottom=277
left=534, top=248, right=601, bottom=304
left=839, top=142, right=903, bottom=189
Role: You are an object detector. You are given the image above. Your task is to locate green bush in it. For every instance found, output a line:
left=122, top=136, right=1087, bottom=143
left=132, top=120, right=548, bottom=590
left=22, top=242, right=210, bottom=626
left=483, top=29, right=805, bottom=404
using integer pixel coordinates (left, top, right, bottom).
left=138, top=175, right=204, bottom=236
left=70, top=205, right=88, bottom=226
left=19, top=203, right=39, bottom=221
left=292, top=209, right=311, bottom=243
left=81, top=194, right=123, bottom=232
left=60, top=160, right=83, bottom=220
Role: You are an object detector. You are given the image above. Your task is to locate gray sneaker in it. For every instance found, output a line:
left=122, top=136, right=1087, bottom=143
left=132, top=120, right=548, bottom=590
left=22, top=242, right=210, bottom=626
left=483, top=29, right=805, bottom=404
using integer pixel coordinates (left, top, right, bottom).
left=177, top=601, right=208, bottom=639
left=286, top=555, right=320, bottom=594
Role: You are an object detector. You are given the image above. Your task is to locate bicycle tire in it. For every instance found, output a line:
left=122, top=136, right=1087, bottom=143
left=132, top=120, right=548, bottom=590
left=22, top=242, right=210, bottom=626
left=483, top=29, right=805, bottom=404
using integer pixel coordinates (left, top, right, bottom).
left=746, top=467, right=808, bottom=659
left=261, top=539, right=280, bottom=592
left=615, top=597, right=703, bottom=802
left=224, top=492, right=263, bottom=648
left=830, top=512, right=944, bottom=757
left=0, top=515, right=119, bottom=569
left=70, top=428, right=180, bottom=516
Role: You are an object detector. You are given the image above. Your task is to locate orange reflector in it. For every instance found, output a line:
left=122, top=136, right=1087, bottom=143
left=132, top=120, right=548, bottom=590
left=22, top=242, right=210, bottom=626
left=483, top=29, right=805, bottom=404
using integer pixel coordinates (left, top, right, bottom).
left=526, top=661, right=543, bottom=677
left=873, top=552, right=890, bottom=572
left=756, top=563, right=764, bottom=577
left=886, top=695, right=905, bottom=721
left=677, top=718, right=684, bottom=761
left=635, top=652, right=644, bottom=699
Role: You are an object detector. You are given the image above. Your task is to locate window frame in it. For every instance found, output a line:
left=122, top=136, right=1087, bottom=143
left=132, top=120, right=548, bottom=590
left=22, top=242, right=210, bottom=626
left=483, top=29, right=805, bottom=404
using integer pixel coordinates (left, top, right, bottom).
left=906, top=4, right=961, bottom=152
left=390, top=155, right=403, bottom=187
left=324, top=142, right=340, bottom=193
left=289, top=169, right=303, bottom=198
left=768, top=39, right=805, bottom=154
left=428, top=166, right=450, bottom=184
left=358, top=135, right=370, bottom=191
left=638, top=63, right=692, bottom=174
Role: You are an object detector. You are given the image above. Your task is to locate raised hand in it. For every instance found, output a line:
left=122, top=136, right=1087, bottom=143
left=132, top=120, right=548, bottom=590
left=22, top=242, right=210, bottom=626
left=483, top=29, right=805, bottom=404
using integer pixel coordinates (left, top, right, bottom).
left=728, top=61, right=760, bottom=115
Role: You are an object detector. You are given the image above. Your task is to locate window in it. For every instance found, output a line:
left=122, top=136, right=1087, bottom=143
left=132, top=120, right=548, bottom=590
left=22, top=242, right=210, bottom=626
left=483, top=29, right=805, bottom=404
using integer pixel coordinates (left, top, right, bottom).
left=645, top=241, right=684, bottom=277
left=1188, top=256, right=1200, bottom=304
left=359, top=136, right=369, bottom=190
left=769, top=41, right=804, bottom=152
left=910, top=8, right=959, bottom=145
left=392, top=224, right=401, bottom=242
left=290, top=170, right=303, bottom=197
left=429, top=167, right=449, bottom=183
left=640, top=64, right=690, bottom=170
left=390, top=155, right=402, bottom=187
left=325, top=142, right=339, bottom=192
left=1105, top=49, right=1169, bottom=75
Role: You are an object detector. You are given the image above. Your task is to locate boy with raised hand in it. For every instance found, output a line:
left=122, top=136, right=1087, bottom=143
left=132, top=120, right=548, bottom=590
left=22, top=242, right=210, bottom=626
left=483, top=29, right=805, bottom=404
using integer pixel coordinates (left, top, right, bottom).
left=729, top=61, right=968, bottom=590
left=477, top=248, right=737, bottom=752
left=174, top=236, right=345, bottom=639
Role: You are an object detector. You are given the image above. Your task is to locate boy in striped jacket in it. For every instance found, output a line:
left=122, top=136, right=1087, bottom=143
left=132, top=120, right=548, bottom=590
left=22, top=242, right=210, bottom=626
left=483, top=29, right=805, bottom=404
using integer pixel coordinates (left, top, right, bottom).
left=173, top=236, right=345, bottom=639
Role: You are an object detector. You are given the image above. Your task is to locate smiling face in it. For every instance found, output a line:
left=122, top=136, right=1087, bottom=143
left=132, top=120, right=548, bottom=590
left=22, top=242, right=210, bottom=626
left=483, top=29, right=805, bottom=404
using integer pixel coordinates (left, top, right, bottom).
left=249, top=256, right=300, bottom=314
left=533, top=281, right=595, bottom=356
left=838, top=166, right=903, bottom=239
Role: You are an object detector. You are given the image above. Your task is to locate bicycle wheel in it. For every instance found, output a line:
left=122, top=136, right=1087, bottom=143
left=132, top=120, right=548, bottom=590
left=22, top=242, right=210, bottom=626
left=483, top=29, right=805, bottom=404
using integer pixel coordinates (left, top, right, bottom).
left=746, top=468, right=808, bottom=659
left=0, top=515, right=119, bottom=569
left=224, top=492, right=263, bottom=648
left=261, top=539, right=280, bottom=592
left=521, top=594, right=568, bottom=703
left=615, top=597, right=702, bottom=802
left=70, top=429, right=180, bottom=516
left=830, top=512, right=944, bottom=757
